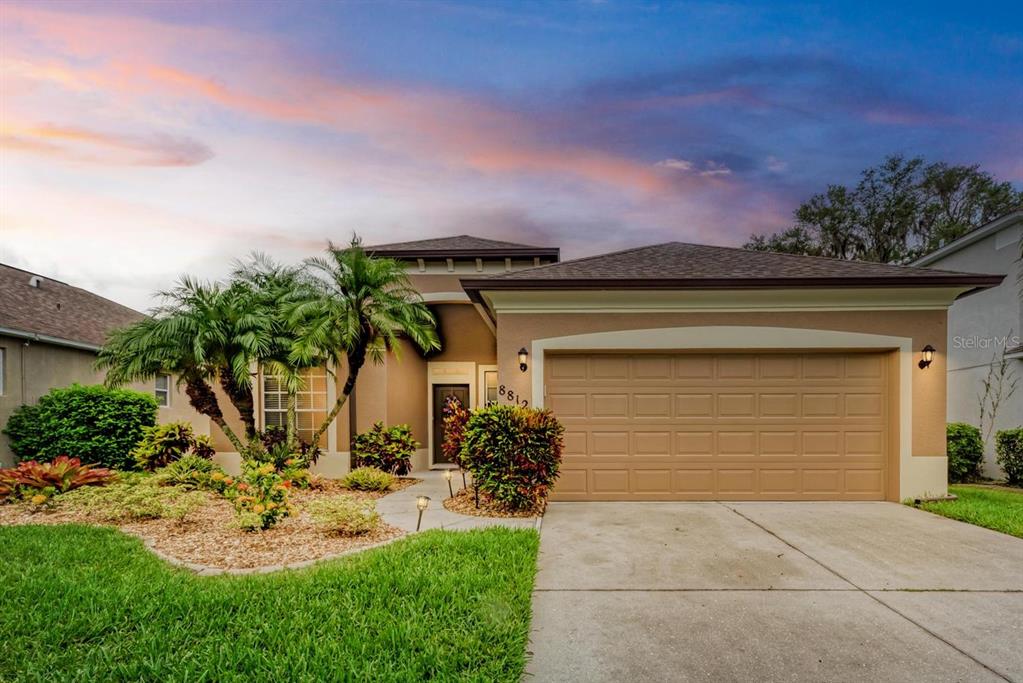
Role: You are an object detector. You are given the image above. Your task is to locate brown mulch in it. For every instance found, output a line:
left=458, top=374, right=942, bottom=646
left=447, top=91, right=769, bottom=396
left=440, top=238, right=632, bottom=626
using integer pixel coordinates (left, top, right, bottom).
left=311, top=476, right=420, bottom=498
left=0, top=481, right=420, bottom=571
left=442, top=487, right=544, bottom=518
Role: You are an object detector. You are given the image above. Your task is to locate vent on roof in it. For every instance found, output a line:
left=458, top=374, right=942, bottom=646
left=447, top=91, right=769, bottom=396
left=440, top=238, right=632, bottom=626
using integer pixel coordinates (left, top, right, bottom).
left=28, top=275, right=44, bottom=288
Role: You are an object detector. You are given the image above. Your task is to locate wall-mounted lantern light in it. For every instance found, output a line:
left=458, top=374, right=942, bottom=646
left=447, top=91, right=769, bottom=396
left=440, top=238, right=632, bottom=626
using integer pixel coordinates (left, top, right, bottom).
left=518, top=347, right=529, bottom=372
left=415, top=495, right=431, bottom=531
left=918, top=345, right=935, bottom=369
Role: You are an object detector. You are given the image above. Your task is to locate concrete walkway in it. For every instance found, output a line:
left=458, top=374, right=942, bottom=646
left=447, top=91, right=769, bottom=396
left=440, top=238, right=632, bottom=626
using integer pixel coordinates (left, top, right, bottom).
left=377, top=470, right=539, bottom=532
left=527, top=501, right=1023, bottom=682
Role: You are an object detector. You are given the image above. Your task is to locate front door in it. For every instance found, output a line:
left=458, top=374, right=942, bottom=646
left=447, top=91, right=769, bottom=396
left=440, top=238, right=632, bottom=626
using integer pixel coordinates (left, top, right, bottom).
left=432, top=384, right=470, bottom=464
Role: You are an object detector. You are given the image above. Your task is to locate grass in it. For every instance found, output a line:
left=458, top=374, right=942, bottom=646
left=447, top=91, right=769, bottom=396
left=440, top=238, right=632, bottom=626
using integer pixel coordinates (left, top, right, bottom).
left=915, top=484, right=1023, bottom=538
left=0, top=525, right=540, bottom=682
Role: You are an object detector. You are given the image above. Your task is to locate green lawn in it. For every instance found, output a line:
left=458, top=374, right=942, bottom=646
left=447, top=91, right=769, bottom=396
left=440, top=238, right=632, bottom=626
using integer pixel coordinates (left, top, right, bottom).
left=916, top=485, right=1023, bottom=538
left=0, top=525, right=539, bottom=682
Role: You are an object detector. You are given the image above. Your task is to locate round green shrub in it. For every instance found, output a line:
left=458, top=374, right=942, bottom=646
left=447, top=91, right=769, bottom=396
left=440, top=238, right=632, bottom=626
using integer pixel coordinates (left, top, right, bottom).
left=995, top=427, right=1023, bottom=485
left=947, top=422, right=984, bottom=482
left=460, top=404, right=564, bottom=510
left=341, top=466, right=395, bottom=492
left=352, top=422, right=417, bottom=475
left=2, top=384, right=157, bottom=470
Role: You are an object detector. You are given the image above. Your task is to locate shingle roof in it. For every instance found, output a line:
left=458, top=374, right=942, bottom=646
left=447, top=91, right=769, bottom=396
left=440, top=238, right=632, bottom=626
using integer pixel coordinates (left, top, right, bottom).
left=0, top=264, right=143, bottom=349
left=367, top=235, right=559, bottom=259
left=461, top=242, right=1004, bottom=290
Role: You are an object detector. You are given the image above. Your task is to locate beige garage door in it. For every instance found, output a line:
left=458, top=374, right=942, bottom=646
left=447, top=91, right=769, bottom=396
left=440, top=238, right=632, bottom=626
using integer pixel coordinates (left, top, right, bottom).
left=546, top=351, right=890, bottom=501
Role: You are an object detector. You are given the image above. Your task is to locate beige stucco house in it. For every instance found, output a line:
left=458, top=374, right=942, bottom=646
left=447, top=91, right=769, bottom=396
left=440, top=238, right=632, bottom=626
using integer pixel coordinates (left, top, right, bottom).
left=204, top=235, right=1002, bottom=502
left=0, top=264, right=205, bottom=467
left=912, top=210, right=1022, bottom=478
left=3, top=235, right=1005, bottom=502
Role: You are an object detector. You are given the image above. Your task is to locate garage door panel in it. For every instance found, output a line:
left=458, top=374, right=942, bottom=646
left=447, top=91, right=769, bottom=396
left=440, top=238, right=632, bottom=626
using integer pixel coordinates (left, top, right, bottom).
left=548, top=351, right=888, bottom=501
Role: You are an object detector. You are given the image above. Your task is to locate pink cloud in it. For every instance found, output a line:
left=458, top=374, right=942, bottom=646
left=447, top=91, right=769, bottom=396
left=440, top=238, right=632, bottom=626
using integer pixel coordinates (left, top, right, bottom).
left=0, top=3, right=711, bottom=195
left=1, top=123, right=213, bottom=166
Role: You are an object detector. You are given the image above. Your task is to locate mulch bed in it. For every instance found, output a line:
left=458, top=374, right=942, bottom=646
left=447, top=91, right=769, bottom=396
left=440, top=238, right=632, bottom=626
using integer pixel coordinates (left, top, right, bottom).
left=0, top=480, right=422, bottom=571
left=442, top=487, right=544, bottom=518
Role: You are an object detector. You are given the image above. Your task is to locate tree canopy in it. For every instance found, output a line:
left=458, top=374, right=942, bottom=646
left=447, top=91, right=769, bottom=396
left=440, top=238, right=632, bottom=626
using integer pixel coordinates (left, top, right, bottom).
left=745, top=155, right=1023, bottom=263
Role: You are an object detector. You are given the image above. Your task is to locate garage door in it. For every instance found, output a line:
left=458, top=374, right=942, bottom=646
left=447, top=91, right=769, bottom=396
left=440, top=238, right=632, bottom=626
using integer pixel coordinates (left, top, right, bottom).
left=546, top=352, right=889, bottom=501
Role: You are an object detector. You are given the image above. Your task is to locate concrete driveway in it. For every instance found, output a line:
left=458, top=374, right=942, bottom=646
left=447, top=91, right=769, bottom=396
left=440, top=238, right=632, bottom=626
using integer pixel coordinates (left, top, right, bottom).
left=526, top=502, right=1023, bottom=682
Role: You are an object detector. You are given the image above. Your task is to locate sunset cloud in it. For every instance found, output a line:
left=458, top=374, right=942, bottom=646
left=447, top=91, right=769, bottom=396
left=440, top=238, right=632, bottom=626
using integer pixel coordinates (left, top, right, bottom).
left=2, top=124, right=213, bottom=166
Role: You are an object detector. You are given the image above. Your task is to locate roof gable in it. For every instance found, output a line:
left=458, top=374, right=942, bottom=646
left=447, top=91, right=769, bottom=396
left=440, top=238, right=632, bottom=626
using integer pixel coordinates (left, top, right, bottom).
left=912, top=210, right=1023, bottom=266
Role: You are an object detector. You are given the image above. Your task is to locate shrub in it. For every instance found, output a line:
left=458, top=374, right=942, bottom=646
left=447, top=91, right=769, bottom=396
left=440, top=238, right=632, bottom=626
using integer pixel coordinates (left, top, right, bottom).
left=441, top=395, right=470, bottom=467
left=947, top=422, right=985, bottom=482
left=308, top=497, right=380, bottom=535
left=2, top=384, right=157, bottom=469
left=996, top=427, right=1023, bottom=485
left=152, top=454, right=225, bottom=491
left=0, top=456, right=117, bottom=502
left=460, top=404, right=564, bottom=510
left=224, top=461, right=292, bottom=530
left=132, top=422, right=214, bottom=471
left=257, top=427, right=321, bottom=470
left=342, top=466, right=395, bottom=492
left=352, top=422, right=417, bottom=475
left=59, top=476, right=206, bottom=522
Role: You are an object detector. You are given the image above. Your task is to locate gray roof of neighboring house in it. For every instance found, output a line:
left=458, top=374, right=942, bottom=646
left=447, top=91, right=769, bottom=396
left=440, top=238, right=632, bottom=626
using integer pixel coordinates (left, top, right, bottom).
left=912, top=210, right=1023, bottom=266
left=0, top=263, right=142, bottom=350
left=366, top=234, right=559, bottom=259
left=461, top=242, right=1004, bottom=293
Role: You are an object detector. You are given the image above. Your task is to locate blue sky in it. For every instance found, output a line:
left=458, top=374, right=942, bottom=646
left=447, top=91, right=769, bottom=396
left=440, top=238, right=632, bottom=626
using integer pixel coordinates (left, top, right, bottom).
left=1, top=0, right=1020, bottom=309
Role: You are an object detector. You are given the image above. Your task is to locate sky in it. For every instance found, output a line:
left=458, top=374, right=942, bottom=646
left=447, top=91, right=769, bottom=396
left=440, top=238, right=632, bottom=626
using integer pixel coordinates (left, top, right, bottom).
left=1, top=0, right=1021, bottom=311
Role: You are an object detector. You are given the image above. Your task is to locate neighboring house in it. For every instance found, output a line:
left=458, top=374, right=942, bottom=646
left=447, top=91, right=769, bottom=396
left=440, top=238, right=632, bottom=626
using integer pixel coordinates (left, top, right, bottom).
left=0, top=264, right=205, bottom=466
left=207, top=235, right=1001, bottom=502
left=912, top=211, right=1023, bottom=477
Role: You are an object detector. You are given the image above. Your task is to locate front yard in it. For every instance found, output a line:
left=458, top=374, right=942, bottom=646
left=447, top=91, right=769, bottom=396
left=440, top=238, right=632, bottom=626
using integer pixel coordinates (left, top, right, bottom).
left=0, top=524, right=539, bottom=682
left=915, top=484, right=1023, bottom=538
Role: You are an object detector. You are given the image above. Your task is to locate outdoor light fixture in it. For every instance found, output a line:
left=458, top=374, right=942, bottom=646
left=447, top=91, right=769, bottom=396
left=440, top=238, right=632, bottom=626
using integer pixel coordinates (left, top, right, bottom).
left=918, top=345, right=935, bottom=369
left=415, top=495, right=431, bottom=531
left=443, top=469, right=454, bottom=497
left=518, top=347, right=529, bottom=372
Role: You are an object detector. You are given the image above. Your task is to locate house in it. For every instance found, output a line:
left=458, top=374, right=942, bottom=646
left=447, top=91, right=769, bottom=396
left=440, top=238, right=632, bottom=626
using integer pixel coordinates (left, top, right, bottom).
left=205, top=235, right=1002, bottom=501
left=0, top=264, right=205, bottom=466
left=912, top=211, right=1022, bottom=477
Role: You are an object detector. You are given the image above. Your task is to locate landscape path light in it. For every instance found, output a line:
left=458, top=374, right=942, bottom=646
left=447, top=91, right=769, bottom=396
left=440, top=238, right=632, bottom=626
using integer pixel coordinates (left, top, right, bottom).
left=443, top=469, right=454, bottom=498
left=416, top=495, right=431, bottom=531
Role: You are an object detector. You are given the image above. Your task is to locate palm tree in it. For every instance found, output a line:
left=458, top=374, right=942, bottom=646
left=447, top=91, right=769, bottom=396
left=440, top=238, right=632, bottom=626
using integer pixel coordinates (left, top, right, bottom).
left=98, top=278, right=265, bottom=453
left=290, top=238, right=440, bottom=446
left=230, top=253, right=323, bottom=449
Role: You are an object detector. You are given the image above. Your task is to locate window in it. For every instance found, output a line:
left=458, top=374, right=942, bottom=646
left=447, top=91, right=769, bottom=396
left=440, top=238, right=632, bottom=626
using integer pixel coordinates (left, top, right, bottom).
left=484, top=370, right=498, bottom=405
left=154, top=373, right=170, bottom=407
left=262, top=367, right=328, bottom=446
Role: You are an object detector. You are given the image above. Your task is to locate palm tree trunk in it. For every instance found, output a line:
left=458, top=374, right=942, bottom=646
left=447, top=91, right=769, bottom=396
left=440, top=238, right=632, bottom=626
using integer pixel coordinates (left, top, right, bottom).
left=310, top=347, right=366, bottom=446
left=219, top=372, right=256, bottom=438
left=286, top=390, right=298, bottom=451
left=184, top=376, right=247, bottom=453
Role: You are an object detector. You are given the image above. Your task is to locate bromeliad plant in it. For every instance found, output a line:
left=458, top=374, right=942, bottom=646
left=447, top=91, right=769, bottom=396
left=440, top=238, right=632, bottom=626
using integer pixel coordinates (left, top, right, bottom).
left=0, top=456, right=117, bottom=504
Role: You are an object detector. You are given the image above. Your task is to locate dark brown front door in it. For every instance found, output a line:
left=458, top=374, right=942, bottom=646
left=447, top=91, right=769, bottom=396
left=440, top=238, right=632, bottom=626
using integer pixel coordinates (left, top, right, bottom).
left=433, top=384, right=469, bottom=464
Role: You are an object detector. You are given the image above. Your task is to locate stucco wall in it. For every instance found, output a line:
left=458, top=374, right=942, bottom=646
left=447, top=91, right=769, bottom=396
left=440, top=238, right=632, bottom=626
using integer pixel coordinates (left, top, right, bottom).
left=918, top=226, right=1022, bottom=476
left=0, top=335, right=207, bottom=466
left=493, top=309, right=949, bottom=499
left=429, top=304, right=497, bottom=363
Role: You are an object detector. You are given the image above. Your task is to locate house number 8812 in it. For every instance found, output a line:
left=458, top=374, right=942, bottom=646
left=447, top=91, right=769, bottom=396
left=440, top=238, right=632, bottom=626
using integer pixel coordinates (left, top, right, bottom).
left=497, top=384, right=529, bottom=407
